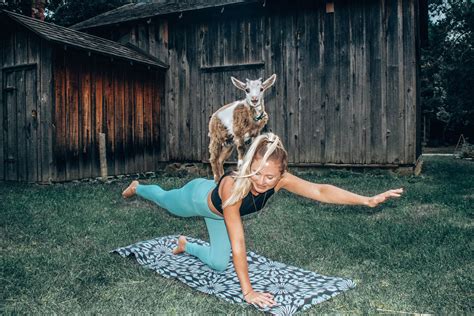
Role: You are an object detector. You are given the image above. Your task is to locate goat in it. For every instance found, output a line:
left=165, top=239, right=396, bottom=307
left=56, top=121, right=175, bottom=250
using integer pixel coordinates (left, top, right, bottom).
left=208, top=74, right=277, bottom=182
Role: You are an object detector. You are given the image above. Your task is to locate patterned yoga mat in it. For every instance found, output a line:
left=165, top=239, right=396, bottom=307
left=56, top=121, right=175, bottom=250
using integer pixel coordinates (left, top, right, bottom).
left=112, top=235, right=355, bottom=315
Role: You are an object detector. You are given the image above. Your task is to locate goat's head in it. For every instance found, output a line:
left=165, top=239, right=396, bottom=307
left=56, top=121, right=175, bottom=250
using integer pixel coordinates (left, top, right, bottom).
left=231, top=74, right=277, bottom=108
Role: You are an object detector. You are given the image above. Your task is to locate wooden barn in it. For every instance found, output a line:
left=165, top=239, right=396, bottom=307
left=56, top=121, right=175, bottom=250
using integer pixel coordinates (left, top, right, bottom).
left=0, top=10, right=167, bottom=182
left=73, top=0, right=427, bottom=169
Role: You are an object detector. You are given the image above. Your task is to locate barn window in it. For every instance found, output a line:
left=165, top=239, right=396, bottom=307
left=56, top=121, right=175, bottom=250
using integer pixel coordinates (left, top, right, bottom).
left=200, top=17, right=264, bottom=72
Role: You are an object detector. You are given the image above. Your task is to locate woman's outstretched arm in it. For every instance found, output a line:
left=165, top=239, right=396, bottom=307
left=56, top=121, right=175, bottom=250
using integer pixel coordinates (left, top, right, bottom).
left=277, top=172, right=403, bottom=207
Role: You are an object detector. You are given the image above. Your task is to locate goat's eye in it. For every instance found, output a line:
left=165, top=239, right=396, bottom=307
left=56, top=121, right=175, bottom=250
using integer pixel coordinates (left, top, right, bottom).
left=260, top=88, right=264, bottom=92
left=245, top=88, right=250, bottom=93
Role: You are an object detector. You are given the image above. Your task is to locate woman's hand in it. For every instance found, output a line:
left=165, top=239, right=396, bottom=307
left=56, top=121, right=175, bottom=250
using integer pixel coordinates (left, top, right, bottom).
left=244, top=290, right=277, bottom=308
left=366, top=188, right=404, bottom=207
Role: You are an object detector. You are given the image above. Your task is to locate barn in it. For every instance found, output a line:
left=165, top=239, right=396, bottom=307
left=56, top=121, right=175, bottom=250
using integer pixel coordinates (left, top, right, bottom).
left=0, top=10, right=167, bottom=182
left=2, top=0, right=428, bottom=183
left=73, top=0, right=427, bottom=169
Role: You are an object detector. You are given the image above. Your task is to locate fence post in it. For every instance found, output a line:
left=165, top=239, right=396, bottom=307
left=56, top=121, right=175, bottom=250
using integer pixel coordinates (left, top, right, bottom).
left=99, top=133, right=107, bottom=181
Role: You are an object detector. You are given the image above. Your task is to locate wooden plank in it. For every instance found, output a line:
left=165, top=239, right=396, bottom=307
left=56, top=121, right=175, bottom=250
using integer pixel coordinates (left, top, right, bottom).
left=338, top=2, right=352, bottom=164
left=316, top=9, right=327, bottom=163
left=312, top=6, right=324, bottom=163
left=89, top=57, right=97, bottom=178
left=152, top=72, right=162, bottom=169
left=167, top=20, right=179, bottom=160
left=270, top=13, right=289, bottom=157
left=385, top=0, right=401, bottom=164
left=123, top=65, right=132, bottom=174
left=176, top=21, right=190, bottom=160
left=361, top=2, right=370, bottom=164
left=53, top=52, right=66, bottom=181
left=114, top=66, right=125, bottom=176
left=25, top=67, right=38, bottom=182
left=303, top=8, right=323, bottom=163
left=322, top=8, right=337, bottom=163
left=3, top=32, right=15, bottom=67
left=143, top=70, right=154, bottom=171
left=403, top=0, right=417, bottom=164
left=105, top=63, right=115, bottom=175
left=189, top=23, right=201, bottom=161
left=15, top=30, right=28, bottom=65
left=93, top=58, right=104, bottom=177
left=351, top=2, right=368, bottom=164
left=367, top=0, right=385, bottom=164
left=69, top=54, right=80, bottom=180
left=284, top=13, right=299, bottom=163
left=134, top=70, right=144, bottom=171
left=5, top=70, right=18, bottom=180
left=82, top=55, right=92, bottom=178
left=39, top=42, right=53, bottom=182
left=77, top=55, right=85, bottom=179
left=27, top=34, right=40, bottom=180
left=16, top=69, right=27, bottom=181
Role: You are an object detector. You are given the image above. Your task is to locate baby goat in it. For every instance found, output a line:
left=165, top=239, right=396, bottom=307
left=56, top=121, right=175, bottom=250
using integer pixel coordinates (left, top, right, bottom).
left=208, top=74, right=277, bottom=182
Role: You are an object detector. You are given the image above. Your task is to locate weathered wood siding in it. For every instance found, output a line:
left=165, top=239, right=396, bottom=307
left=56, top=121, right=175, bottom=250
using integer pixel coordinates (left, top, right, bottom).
left=100, top=0, right=419, bottom=166
left=0, top=26, right=53, bottom=182
left=52, top=49, right=165, bottom=181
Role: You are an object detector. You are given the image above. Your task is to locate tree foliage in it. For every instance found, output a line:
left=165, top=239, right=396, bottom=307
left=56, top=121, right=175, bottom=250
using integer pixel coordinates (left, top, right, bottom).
left=421, top=0, right=474, bottom=144
left=46, top=0, right=130, bottom=26
left=3, top=0, right=129, bottom=26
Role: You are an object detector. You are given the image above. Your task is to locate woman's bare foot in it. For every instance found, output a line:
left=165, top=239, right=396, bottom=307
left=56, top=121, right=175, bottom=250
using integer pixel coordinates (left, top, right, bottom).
left=122, top=180, right=139, bottom=198
left=172, top=236, right=187, bottom=255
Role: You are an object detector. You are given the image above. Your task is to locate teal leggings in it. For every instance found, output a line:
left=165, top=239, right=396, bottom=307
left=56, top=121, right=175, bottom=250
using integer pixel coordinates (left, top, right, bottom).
left=136, top=178, right=231, bottom=271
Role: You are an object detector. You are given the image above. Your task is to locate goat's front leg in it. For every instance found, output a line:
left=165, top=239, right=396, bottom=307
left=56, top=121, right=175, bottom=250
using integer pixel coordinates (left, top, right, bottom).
left=209, top=139, right=223, bottom=183
left=234, top=138, right=246, bottom=169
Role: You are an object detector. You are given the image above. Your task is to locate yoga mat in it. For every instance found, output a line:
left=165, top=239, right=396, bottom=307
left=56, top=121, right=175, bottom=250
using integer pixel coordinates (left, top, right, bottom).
left=112, top=235, right=355, bottom=315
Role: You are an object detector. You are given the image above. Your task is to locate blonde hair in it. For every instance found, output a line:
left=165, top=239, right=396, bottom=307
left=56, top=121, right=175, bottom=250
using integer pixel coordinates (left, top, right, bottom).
left=222, top=133, right=288, bottom=208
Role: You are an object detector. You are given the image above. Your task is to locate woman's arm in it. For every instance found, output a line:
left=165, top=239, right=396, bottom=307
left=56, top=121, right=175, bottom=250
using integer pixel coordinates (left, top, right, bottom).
left=221, top=178, right=276, bottom=308
left=278, top=172, right=403, bottom=207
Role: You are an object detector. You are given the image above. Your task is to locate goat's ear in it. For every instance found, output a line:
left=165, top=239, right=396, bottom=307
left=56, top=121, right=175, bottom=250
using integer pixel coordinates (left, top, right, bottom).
left=262, top=74, right=277, bottom=90
left=231, top=76, right=247, bottom=91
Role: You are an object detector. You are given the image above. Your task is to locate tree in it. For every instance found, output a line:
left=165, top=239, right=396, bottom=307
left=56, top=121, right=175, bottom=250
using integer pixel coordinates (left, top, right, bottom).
left=47, top=0, right=129, bottom=27
left=3, top=0, right=129, bottom=26
left=421, top=0, right=474, bottom=145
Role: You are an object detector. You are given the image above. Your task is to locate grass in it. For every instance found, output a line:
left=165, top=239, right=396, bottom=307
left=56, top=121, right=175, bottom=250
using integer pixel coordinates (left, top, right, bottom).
left=1, top=156, right=473, bottom=314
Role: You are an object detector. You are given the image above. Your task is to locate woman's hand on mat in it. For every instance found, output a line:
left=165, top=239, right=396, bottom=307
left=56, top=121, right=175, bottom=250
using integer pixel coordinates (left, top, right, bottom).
left=367, top=188, right=404, bottom=207
left=244, top=290, right=276, bottom=308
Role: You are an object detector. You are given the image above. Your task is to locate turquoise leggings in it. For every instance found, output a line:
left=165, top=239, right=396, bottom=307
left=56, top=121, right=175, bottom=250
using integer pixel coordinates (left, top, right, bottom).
left=136, top=178, right=231, bottom=271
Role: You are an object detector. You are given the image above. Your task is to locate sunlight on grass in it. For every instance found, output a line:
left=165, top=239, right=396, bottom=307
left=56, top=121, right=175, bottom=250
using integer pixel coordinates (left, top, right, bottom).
left=1, top=156, right=472, bottom=314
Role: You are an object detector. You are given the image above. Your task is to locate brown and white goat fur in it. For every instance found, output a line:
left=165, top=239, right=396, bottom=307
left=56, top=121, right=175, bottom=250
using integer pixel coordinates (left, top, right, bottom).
left=208, top=74, right=277, bottom=182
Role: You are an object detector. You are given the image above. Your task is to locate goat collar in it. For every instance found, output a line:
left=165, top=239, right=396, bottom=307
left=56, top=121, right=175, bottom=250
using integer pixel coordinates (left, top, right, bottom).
left=253, top=111, right=266, bottom=121
left=246, top=100, right=266, bottom=122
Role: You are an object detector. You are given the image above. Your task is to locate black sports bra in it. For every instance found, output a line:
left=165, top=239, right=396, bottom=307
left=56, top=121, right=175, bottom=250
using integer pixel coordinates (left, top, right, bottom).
left=210, top=171, right=275, bottom=216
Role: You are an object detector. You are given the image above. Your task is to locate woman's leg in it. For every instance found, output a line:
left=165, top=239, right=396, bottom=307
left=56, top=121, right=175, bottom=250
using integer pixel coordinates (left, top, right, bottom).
left=135, top=179, right=208, bottom=218
left=134, top=178, right=232, bottom=271
left=185, top=217, right=231, bottom=272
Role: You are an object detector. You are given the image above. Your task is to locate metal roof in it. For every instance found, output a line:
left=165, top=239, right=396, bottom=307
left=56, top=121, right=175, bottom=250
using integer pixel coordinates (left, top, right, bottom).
left=71, top=0, right=262, bottom=31
left=2, top=10, right=168, bottom=69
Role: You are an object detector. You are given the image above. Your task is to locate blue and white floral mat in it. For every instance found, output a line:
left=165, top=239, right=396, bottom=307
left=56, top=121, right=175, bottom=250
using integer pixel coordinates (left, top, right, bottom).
left=112, top=235, right=355, bottom=315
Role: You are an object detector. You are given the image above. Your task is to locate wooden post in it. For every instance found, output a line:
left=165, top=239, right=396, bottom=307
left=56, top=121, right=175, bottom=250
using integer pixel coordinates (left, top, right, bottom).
left=99, top=133, right=107, bottom=181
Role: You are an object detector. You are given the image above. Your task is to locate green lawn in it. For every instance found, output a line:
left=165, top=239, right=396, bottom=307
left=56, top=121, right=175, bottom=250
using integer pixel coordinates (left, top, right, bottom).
left=2, top=156, right=473, bottom=314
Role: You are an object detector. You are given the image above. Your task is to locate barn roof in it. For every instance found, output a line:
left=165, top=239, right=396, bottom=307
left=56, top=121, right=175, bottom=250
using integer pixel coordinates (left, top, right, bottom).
left=72, top=0, right=262, bottom=31
left=2, top=10, right=168, bottom=69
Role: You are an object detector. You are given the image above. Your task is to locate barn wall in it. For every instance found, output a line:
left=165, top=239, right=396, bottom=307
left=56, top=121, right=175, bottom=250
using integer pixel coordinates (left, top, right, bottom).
left=105, top=0, right=419, bottom=166
left=52, top=49, right=165, bottom=181
left=66, top=0, right=422, bottom=167
left=0, top=25, right=53, bottom=182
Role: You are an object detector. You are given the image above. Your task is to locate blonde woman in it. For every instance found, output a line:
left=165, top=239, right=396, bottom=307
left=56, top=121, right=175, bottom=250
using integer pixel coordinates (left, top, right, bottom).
left=122, top=132, right=403, bottom=308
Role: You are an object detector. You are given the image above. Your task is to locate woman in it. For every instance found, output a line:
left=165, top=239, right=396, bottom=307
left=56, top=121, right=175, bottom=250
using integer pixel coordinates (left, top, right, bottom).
left=122, top=133, right=403, bottom=308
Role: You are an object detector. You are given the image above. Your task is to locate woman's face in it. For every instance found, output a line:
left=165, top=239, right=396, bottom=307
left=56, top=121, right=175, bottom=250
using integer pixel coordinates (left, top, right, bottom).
left=249, top=158, right=282, bottom=193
